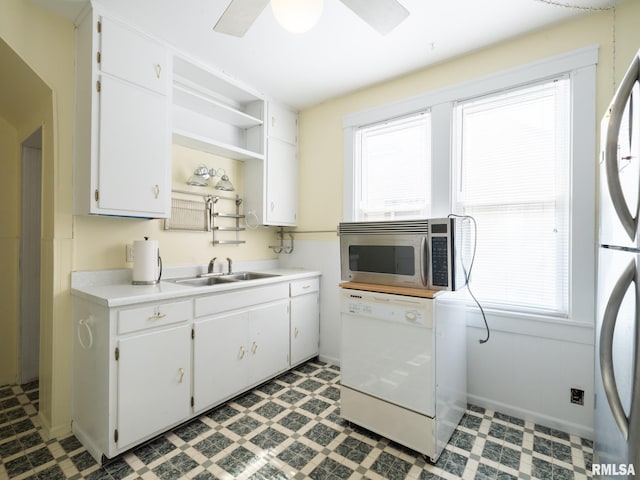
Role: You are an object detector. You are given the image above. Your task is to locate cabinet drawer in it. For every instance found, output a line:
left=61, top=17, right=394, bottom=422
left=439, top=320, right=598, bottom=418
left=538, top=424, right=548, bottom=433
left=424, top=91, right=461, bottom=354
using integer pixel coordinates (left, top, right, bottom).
left=290, top=278, right=319, bottom=297
left=118, top=300, right=191, bottom=335
left=195, top=283, right=289, bottom=317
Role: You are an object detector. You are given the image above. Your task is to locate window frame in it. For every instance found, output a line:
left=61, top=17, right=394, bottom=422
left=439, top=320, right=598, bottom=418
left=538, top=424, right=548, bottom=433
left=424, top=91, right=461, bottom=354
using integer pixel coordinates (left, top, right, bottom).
left=354, top=110, right=432, bottom=221
left=343, top=46, right=597, bottom=327
left=452, top=76, right=572, bottom=317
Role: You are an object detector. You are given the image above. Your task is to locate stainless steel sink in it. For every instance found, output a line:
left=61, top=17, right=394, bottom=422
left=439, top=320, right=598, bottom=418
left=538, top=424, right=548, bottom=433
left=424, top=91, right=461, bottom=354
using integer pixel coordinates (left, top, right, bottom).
left=171, top=276, right=236, bottom=287
left=165, top=271, right=280, bottom=287
left=221, top=272, right=279, bottom=281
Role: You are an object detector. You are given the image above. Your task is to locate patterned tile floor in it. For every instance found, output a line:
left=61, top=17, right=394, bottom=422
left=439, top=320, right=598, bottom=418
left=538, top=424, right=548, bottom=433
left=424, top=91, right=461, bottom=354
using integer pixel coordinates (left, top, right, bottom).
left=0, top=360, right=593, bottom=480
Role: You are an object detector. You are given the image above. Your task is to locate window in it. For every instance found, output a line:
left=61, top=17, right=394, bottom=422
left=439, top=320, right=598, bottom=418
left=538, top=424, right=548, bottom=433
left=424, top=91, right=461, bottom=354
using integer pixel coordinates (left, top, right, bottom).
left=355, top=112, right=431, bottom=221
left=454, top=79, right=570, bottom=316
left=344, top=46, right=597, bottom=323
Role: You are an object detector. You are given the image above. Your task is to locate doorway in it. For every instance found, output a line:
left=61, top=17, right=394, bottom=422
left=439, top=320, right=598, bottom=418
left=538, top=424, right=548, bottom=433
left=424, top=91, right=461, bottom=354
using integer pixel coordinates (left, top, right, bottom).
left=19, top=127, right=42, bottom=385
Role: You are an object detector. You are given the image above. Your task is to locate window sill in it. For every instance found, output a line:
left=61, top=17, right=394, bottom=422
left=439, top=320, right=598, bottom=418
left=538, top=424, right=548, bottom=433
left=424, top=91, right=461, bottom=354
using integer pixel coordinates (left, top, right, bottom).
left=464, top=303, right=594, bottom=345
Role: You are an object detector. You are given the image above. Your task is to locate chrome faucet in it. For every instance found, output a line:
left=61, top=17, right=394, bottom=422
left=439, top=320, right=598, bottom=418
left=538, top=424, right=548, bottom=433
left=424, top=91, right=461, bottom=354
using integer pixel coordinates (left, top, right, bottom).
left=226, top=257, right=232, bottom=274
left=208, top=257, right=217, bottom=274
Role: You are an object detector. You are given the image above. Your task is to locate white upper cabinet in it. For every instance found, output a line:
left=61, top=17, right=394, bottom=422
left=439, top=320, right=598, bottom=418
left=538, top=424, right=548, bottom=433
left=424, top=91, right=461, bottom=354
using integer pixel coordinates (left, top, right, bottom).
left=171, top=54, right=265, bottom=161
left=244, top=101, right=299, bottom=227
left=99, top=16, right=169, bottom=94
left=268, top=102, right=298, bottom=145
left=74, top=5, right=171, bottom=218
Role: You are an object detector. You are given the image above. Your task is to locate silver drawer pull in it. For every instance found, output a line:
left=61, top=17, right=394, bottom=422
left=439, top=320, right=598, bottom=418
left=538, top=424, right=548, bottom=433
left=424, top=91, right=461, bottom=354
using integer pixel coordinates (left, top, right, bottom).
left=302, top=285, right=311, bottom=289
left=239, top=346, right=246, bottom=359
left=294, top=327, right=299, bottom=338
left=148, top=313, right=166, bottom=320
left=178, top=368, right=185, bottom=383
left=251, top=341, right=258, bottom=354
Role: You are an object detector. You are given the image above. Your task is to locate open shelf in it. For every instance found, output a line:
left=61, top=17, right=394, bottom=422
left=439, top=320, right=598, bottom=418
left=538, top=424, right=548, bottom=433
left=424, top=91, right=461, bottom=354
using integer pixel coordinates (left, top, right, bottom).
left=173, top=79, right=263, bottom=129
left=171, top=53, right=266, bottom=163
left=173, top=130, right=265, bottom=162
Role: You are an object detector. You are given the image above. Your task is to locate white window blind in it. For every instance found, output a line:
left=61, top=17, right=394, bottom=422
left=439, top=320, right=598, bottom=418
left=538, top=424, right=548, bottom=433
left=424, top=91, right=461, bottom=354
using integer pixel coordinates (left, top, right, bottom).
left=356, top=112, right=431, bottom=221
left=454, top=78, right=570, bottom=315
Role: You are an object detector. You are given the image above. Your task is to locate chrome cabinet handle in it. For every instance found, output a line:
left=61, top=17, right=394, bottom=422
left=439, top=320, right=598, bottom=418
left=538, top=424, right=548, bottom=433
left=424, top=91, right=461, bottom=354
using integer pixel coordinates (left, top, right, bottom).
left=294, top=327, right=299, bottom=338
left=600, top=259, right=635, bottom=441
left=251, top=341, right=258, bottom=354
left=604, top=55, right=640, bottom=241
left=155, top=64, right=162, bottom=79
left=238, top=346, right=246, bottom=359
left=148, top=312, right=166, bottom=320
left=302, top=284, right=311, bottom=289
left=153, top=184, right=160, bottom=199
left=178, top=368, right=185, bottom=383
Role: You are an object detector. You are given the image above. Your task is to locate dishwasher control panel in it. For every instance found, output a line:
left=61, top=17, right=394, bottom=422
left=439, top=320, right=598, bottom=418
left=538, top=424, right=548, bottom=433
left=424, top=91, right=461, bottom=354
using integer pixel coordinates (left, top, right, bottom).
left=341, top=289, right=433, bottom=327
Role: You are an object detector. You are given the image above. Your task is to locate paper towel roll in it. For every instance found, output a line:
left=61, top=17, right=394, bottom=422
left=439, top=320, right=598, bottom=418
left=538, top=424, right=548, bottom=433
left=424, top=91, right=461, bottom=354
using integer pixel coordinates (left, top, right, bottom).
left=132, top=239, right=160, bottom=285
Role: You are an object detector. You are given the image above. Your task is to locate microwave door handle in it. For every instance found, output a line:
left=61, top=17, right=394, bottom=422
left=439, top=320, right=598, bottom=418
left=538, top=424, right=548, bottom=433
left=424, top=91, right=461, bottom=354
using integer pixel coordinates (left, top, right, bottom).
left=420, top=236, right=428, bottom=287
left=605, top=54, right=640, bottom=241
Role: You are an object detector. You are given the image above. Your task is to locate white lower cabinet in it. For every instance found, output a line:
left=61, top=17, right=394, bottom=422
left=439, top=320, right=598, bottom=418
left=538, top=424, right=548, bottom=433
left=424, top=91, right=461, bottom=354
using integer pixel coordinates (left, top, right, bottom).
left=290, top=278, right=320, bottom=366
left=116, top=324, right=191, bottom=449
left=193, top=311, right=248, bottom=412
left=247, top=301, right=290, bottom=385
left=72, top=297, right=192, bottom=462
left=193, top=287, right=290, bottom=413
left=72, top=275, right=320, bottom=463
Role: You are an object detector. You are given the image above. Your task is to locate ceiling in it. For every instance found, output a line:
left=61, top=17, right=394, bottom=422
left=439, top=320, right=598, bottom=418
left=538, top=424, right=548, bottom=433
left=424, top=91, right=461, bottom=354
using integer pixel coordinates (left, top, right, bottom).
left=31, top=0, right=621, bottom=110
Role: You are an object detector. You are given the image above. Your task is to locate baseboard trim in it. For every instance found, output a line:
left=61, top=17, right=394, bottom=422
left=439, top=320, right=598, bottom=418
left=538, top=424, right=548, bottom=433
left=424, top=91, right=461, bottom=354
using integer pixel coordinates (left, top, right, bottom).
left=467, top=393, right=594, bottom=440
left=37, top=412, right=71, bottom=440
left=318, top=354, right=340, bottom=367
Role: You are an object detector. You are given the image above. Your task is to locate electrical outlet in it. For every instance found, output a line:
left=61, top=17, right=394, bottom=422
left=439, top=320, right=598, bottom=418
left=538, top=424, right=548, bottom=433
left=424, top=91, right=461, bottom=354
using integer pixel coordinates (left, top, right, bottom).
left=570, top=388, right=584, bottom=405
left=126, top=244, right=134, bottom=263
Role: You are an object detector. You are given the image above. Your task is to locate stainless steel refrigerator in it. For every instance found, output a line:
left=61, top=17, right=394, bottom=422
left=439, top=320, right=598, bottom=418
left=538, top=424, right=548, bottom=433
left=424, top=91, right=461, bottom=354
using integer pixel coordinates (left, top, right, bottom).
left=596, top=49, right=640, bottom=478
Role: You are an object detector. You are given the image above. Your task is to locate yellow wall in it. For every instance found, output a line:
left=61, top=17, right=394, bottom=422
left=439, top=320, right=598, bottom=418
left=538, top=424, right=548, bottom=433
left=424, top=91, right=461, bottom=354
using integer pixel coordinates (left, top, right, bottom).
left=297, top=3, right=640, bottom=236
left=0, top=115, right=19, bottom=386
left=0, top=0, right=74, bottom=437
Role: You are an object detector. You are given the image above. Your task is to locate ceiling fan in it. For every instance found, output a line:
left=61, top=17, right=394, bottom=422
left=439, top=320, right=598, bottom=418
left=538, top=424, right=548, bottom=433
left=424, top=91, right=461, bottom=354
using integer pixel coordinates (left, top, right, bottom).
left=214, top=0, right=410, bottom=37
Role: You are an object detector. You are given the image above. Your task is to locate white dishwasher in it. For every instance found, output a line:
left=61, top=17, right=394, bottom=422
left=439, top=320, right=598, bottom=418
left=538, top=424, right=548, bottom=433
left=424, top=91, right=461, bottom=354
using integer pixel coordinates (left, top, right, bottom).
left=340, top=287, right=466, bottom=463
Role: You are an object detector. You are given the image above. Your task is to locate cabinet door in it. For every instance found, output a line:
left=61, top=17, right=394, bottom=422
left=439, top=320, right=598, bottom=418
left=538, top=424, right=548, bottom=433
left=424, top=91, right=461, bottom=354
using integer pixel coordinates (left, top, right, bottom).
left=290, top=293, right=320, bottom=366
left=193, top=312, right=249, bottom=412
left=99, top=16, right=168, bottom=95
left=265, top=138, right=298, bottom=226
left=116, top=324, right=190, bottom=449
left=98, top=75, right=170, bottom=216
left=268, top=103, right=297, bottom=145
left=248, top=301, right=290, bottom=385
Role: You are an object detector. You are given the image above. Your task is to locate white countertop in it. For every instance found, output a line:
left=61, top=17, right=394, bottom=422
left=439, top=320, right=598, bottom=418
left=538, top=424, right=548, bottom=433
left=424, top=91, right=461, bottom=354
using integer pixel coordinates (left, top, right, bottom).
left=71, top=266, right=321, bottom=308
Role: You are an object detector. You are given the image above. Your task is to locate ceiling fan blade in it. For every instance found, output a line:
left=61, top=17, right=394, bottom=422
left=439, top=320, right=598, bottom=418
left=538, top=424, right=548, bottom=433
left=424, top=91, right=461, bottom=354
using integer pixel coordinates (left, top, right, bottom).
left=213, top=0, right=270, bottom=37
left=340, top=0, right=409, bottom=35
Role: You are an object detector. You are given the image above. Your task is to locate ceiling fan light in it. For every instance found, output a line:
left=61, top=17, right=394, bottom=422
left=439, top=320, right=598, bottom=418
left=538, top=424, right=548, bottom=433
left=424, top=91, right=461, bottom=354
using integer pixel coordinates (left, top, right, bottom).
left=271, top=0, right=323, bottom=34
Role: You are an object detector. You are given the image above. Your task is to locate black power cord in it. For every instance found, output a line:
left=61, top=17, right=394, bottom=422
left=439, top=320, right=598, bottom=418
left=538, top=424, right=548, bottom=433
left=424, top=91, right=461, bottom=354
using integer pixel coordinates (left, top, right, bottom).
left=447, top=213, right=490, bottom=344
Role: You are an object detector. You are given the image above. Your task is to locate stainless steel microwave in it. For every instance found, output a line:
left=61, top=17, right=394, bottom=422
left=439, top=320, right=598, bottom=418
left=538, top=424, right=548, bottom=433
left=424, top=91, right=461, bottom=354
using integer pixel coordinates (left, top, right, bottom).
left=338, top=218, right=465, bottom=291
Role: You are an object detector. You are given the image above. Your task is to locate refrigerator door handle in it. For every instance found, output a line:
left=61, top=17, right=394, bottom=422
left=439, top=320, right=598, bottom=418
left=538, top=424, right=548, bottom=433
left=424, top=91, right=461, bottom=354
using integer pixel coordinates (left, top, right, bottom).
left=600, top=258, right=636, bottom=441
left=604, top=54, right=640, bottom=241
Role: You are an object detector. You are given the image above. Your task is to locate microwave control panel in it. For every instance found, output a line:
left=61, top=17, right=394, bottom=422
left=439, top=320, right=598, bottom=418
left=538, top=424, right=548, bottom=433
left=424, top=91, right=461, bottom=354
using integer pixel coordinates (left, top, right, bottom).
left=431, top=236, right=449, bottom=287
